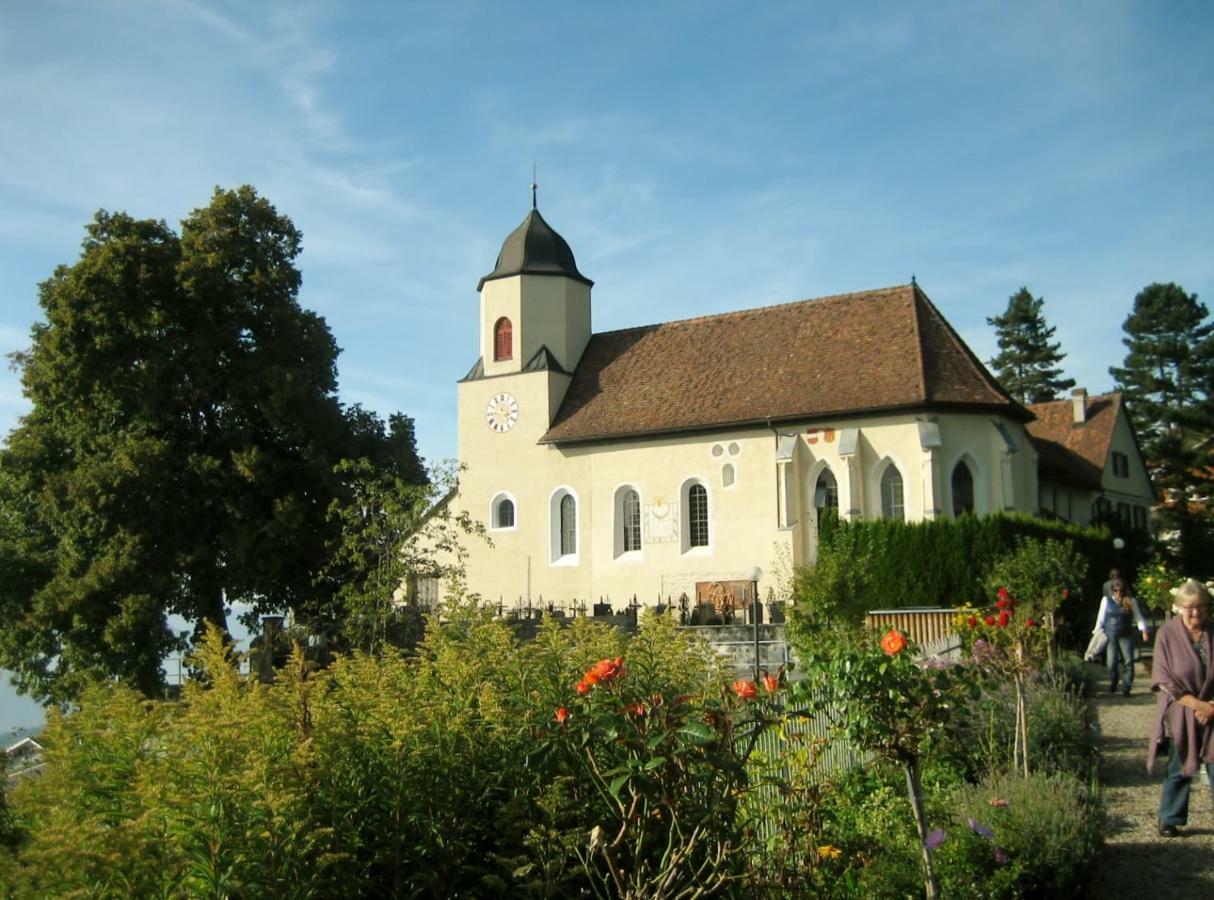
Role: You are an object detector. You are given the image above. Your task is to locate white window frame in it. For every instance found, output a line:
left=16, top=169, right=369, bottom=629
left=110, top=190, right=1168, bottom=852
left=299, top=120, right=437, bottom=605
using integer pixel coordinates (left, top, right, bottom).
left=878, top=461, right=906, bottom=521
left=613, top=483, right=644, bottom=561
left=489, top=491, right=518, bottom=531
left=548, top=486, right=580, bottom=566
left=680, top=477, right=713, bottom=555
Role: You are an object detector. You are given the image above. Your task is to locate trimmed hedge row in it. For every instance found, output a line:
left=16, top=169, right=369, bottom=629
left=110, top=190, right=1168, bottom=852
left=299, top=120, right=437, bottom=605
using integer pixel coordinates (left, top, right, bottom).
left=817, top=513, right=1136, bottom=637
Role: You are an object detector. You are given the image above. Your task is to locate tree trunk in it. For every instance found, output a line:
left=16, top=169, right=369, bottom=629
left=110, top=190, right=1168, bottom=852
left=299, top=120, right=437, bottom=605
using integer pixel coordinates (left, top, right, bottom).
left=903, top=757, right=939, bottom=900
left=192, top=576, right=231, bottom=647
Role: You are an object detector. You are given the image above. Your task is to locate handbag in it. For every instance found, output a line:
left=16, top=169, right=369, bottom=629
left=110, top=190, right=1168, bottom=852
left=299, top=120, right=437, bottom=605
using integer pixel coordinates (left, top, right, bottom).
left=1084, top=630, right=1108, bottom=663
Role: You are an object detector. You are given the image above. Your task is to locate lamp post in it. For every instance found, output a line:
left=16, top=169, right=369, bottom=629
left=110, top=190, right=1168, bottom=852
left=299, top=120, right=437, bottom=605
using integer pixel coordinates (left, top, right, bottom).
left=747, top=565, right=763, bottom=680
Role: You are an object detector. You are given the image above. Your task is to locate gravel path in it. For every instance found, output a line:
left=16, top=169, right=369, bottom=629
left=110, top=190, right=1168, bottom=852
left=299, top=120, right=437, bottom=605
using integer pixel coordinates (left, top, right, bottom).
left=1083, top=659, right=1214, bottom=899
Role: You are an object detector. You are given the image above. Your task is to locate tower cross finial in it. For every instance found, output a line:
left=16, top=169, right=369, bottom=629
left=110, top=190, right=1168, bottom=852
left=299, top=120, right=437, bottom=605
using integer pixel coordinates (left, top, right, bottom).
left=531, top=163, right=537, bottom=209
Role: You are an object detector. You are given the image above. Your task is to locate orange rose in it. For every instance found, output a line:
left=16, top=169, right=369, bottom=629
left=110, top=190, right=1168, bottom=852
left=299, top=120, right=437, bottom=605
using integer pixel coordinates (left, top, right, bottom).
left=554, top=706, right=570, bottom=724
left=880, top=629, right=907, bottom=656
left=761, top=672, right=779, bottom=693
left=585, top=656, right=625, bottom=685
left=731, top=678, right=758, bottom=700
left=575, top=679, right=591, bottom=696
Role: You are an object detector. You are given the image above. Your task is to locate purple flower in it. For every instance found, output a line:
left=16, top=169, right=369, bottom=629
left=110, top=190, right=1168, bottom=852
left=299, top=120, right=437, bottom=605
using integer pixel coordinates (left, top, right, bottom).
left=924, top=828, right=947, bottom=850
left=971, top=639, right=993, bottom=665
left=994, top=846, right=1009, bottom=865
left=967, top=817, right=994, bottom=840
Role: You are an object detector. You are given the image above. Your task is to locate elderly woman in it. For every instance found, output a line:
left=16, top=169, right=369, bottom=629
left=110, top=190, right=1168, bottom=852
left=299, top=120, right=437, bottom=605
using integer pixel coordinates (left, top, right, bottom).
left=1148, top=579, right=1214, bottom=837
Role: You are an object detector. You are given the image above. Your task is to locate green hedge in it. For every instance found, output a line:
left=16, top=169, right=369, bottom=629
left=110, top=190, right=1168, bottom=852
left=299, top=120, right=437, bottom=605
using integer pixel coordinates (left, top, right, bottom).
left=816, top=513, right=1127, bottom=633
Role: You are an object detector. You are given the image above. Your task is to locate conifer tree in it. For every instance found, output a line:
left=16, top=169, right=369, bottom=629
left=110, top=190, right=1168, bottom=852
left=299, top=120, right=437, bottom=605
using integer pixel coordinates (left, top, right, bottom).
left=987, top=287, right=1075, bottom=404
left=1110, top=282, right=1214, bottom=573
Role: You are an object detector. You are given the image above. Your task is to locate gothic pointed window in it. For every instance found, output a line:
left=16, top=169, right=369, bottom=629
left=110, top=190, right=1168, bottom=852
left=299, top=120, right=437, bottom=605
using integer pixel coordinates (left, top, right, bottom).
left=494, top=317, right=513, bottom=361
left=880, top=465, right=905, bottom=521
left=952, top=461, right=974, bottom=516
left=815, top=469, right=838, bottom=514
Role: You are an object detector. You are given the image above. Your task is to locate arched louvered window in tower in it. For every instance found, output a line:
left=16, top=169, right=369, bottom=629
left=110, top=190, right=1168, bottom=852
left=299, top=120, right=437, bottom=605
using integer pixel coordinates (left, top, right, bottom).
left=494, top=317, right=513, bottom=361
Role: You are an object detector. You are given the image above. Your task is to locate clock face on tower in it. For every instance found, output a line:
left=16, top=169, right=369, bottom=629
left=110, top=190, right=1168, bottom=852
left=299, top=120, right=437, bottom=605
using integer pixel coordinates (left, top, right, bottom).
left=485, top=392, right=519, bottom=433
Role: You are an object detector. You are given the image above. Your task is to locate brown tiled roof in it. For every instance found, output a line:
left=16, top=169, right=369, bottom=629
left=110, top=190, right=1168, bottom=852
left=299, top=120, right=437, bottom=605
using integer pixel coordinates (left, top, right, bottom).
left=1024, top=393, right=1120, bottom=490
left=540, top=284, right=1027, bottom=445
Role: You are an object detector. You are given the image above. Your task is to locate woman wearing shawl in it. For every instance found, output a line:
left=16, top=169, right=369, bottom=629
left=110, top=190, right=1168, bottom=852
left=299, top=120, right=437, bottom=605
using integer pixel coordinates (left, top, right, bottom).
left=1148, top=579, right=1214, bottom=837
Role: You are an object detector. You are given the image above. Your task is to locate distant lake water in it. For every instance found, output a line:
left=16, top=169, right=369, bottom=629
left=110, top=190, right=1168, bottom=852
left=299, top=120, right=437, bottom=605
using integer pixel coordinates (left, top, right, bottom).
left=1, top=606, right=260, bottom=740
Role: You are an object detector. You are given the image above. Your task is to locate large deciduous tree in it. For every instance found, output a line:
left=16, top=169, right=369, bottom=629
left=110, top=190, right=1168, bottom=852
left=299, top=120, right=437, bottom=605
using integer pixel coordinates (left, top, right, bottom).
left=987, top=287, right=1075, bottom=404
left=0, top=186, right=424, bottom=703
left=1110, top=282, right=1214, bottom=573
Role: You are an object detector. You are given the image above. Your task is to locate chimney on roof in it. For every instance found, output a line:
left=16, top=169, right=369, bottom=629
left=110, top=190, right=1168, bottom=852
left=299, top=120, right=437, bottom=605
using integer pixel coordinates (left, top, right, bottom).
left=1071, top=388, right=1087, bottom=425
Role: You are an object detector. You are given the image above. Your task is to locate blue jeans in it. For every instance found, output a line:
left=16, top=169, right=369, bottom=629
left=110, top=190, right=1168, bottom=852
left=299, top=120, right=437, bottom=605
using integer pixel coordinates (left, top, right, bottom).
left=1158, top=738, right=1214, bottom=826
left=1105, top=634, right=1135, bottom=691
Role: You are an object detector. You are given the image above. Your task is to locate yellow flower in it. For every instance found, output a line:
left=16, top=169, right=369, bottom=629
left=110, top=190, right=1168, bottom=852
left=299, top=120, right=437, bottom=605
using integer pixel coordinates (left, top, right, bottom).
left=817, top=845, right=843, bottom=861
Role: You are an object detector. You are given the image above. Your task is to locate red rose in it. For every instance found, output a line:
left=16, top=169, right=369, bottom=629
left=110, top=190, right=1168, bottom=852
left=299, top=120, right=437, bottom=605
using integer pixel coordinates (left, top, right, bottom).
left=1061, top=588, right=1069, bottom=599
left=997, top=587, right=1010, bottom=602
left=731, top=679, right=758, bottom=700
left=1026, top=618, right=1037, bottom=628
left=881, top=629, right=908, bottom=655
left=997, top=610, right=1011, bottom=628
left=984, top=615, right=996, bottom=627
left=996, top=598, right=1010, bottom=610
left=967, top=615, right=979, bottom=629
left=761, top=672, right=780, bottom=693
left=554, top=706, right=570, bottom=724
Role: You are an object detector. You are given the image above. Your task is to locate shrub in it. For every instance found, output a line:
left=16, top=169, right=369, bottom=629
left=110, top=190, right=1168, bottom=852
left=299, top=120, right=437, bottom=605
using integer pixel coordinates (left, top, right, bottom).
left=812, top=512, right=1120, bottom=628
left=816, top=765, right=1102, bottom=899
left=953, top=656, right=1097, bottom=781
left=941, top=772, right=1103, bottom=898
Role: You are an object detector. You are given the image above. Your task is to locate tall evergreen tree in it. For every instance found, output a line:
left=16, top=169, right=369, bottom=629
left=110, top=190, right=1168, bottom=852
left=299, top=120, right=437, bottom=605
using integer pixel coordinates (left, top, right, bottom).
left=987, top=287, right=1075, bottom=404
left=0, top=187, right=424, bottom=703
left=1110, top=282, right=1214, bottom=573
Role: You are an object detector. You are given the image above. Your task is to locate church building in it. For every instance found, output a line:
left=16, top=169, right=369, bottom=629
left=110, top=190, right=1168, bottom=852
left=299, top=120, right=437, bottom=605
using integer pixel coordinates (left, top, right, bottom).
left=446, top=202, right=1152, bottom=608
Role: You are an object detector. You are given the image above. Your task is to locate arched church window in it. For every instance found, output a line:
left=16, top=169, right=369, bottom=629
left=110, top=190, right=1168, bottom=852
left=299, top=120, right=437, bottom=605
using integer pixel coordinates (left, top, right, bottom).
left=881, top=465, right=905, bottom=521
left=560, top=494, right=577, bottom=556
left=497, top=498, right=514, bottom=528
left=952, top=461, right=974, bottom=516
left=688, top=484, right=709, bottom=548
left=494, top=317, right=513, bottom=361
left=621, top=489, right=641, bottom=552
left=815, top=469, right=838, bottom=514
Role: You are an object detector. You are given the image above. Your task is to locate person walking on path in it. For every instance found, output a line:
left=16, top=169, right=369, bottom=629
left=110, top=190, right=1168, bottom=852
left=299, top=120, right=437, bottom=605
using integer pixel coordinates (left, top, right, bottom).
left=1085, top=660, right=1214, bottom=899
left=1093, top=578, right=1151, bottom=696
left=1148, top=579, right=1214, bottom=838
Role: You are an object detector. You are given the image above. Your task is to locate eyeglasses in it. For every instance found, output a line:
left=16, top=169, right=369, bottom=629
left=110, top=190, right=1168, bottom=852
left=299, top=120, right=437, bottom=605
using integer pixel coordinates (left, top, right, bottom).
left=1178, top=604, right=1206, bottom=613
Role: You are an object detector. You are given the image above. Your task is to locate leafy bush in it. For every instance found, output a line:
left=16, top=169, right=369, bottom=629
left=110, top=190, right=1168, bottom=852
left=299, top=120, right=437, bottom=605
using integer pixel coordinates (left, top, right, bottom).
left=816, top=764, right=1102, bottom=899
left=941, top=772, right=1103, bottom=898
left=3, top=608, right=794, bottom=899
left=952, top=656, right=1097, bottom=781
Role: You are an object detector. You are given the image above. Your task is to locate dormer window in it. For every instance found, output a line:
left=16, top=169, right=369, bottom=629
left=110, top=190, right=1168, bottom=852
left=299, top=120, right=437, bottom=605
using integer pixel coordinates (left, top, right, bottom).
left=494, top=317, right=513, bottom=361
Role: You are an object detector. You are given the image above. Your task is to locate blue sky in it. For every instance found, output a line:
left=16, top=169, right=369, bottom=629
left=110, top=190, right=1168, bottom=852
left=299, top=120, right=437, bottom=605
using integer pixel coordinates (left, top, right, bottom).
left=2, top=1, right=1212, bottom=731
